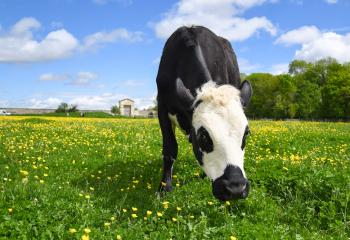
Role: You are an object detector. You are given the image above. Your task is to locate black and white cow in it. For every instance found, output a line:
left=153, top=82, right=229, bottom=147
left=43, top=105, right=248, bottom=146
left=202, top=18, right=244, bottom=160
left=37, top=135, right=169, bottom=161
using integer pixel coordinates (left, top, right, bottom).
left=156, top=26, right=252, bottom=201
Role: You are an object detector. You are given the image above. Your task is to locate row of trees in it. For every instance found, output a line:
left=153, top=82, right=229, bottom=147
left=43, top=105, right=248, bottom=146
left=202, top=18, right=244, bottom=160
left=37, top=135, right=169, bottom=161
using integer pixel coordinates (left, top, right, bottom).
left=55, top=103, right=79, bottom=113
left=244, top=58, right=350, bottom=120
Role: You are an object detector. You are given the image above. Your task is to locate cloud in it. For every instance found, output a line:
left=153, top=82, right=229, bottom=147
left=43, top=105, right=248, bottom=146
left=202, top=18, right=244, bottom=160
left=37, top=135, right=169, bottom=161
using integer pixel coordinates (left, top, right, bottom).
left=325, top=0, right=337, bottom=4
left=68, top=72, right=98, bottom=86
left=238, top=58, right=262, bottom=73
left=29, top=97, right=62, bottom=109
left=268, top=63, right=289, bottom=75
left=0, top=17, right=143, bottom=63
left=276, top=25, right=350, bottom=63
left=82, top=28, right=143, bottom=50
left=39, top=73, right=69, bottom=81
left=123, top=80, right=145, bottom=87
left=151, top=0, right=277, bottom=41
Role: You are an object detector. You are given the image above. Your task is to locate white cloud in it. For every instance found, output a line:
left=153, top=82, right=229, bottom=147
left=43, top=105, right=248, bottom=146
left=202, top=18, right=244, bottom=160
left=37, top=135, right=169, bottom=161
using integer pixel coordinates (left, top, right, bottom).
left=275, top=26, right=321, bottom=46
left=0, top=18, right=78, bottom=63
left=325, top=0, right=337, bottom=4
left=152, top=0, right=277, bottom=41
left=29, top=97, right=62, bottom=109
left=0, top=17, right=143, bottom=63
left=238, top=58, right=262, bottom=73
left=268, top=63, right=289, bottom=75
left=123, top=80, right=145, bottom=87
left=68, top=72, right=98, bottom=86
left=39, top=73, right=68, bottom=81
left=82, top=28, right=143, bottom=50
left=276, top=25, right=350, bottom=63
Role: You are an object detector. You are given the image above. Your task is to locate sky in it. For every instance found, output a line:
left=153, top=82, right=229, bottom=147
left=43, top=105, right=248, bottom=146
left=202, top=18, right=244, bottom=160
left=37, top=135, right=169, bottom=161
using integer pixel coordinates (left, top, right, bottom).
left=0, top=0, right=349, bottom=110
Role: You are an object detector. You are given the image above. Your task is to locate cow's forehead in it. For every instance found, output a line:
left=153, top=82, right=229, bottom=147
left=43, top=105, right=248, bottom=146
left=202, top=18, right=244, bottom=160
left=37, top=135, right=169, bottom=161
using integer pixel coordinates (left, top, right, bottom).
left=193, top=83, right=248, bottom=133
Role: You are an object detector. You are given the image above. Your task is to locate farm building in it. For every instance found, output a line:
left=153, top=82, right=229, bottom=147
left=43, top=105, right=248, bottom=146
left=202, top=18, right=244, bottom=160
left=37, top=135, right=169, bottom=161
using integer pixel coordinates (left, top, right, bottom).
left=119, top=98, right=135, bottom=116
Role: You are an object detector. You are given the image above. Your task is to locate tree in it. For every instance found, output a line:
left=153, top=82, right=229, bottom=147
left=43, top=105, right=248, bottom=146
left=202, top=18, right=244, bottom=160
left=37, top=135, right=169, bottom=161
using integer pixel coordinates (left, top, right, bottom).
left=111, top=105, right=120, bottom=114
left=55, top=102, right=69, bottom=113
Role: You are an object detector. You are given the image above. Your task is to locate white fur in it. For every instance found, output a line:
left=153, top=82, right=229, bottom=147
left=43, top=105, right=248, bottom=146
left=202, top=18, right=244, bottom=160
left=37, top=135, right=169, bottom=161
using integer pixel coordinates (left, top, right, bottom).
left=193, top=81, right=248, bottom=181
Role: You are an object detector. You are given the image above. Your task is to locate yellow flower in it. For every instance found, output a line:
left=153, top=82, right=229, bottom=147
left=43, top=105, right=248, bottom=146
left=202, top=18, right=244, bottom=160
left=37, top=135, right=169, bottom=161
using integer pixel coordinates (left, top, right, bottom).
left=176, top=207, right=182, bottom=211
left=69, top=228, right=77, bottom=234
left=85, top=195, right=90, bottom=199
left=104, top=222, right=111, bottom=227
left=131, top=213, right=137, bottom=218
left=89, top=187, right=94, bottom=191
left=132, top=207, right=138, bottom=212
left=207, top=201, right=214, bottom=206
left=157, top=212, right=163, bottom=217
left=8, top=208, right=13, bottom=213
left=39, top=179, right=44, bottom=184
left=20, top=170, right=29, bottom=176
left=225, top=201, right=231, bottom=206
left=161, top=181, right=166, bottom=187
left=172, top=217, right=177, bottom=222
left=43, top=173, right=48, bottom=177
left=176, top=183, right=180, bottom=187
left=189, top=215, right=194, bottom=219
left=82, top=234, right=90, bottom=240
left=84, top=228, right=91, bottom=234
left=230, top=236, right=237, bottom=240
left=111, top=216, right=116, bottom=221
left=116, top=235, right=122, bottom=240
left=122, top=208, right=127, bottom=213
left=146, top=210, right=152, bottom=216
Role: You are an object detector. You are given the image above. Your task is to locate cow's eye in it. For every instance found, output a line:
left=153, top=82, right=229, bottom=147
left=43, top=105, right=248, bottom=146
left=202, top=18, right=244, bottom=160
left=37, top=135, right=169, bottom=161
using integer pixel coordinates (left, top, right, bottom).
left=197, top=127, right=213, bottom=153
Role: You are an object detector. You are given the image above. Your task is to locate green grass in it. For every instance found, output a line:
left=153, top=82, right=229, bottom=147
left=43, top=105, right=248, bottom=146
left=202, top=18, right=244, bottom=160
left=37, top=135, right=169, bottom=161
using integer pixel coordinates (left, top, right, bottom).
left=0, top=117, right=349, bottom=239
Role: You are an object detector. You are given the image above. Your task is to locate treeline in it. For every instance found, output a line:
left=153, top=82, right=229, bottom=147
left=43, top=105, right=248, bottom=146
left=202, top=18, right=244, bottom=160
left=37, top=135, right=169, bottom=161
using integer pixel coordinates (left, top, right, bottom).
left=244, top=58, right=350, bottom=120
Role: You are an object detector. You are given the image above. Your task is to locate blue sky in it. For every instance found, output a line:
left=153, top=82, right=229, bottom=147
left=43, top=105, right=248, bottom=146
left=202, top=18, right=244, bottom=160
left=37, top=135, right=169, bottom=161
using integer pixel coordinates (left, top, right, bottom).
left=0, top=0, right=349, bottom=110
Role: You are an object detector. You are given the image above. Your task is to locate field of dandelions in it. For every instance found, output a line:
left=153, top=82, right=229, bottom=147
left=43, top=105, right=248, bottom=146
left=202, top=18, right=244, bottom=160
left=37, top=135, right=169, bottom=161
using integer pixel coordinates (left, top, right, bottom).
left=0, top=116, right=349, bottom=239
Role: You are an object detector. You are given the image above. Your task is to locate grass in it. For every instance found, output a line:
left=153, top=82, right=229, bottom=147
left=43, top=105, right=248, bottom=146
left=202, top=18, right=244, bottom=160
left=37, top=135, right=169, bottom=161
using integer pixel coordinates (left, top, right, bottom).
left=0, top=116, right=349, bottom=239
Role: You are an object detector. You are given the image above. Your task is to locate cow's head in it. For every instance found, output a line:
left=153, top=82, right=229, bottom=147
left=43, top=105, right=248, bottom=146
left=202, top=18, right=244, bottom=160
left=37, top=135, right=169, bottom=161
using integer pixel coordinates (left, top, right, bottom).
left=176, top=79, right=252, bottom=201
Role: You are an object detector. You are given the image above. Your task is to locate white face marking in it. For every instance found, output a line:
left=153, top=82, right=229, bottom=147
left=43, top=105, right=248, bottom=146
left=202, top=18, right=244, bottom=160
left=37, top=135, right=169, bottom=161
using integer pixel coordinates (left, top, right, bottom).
left=192, top=82, right=248, bottom=181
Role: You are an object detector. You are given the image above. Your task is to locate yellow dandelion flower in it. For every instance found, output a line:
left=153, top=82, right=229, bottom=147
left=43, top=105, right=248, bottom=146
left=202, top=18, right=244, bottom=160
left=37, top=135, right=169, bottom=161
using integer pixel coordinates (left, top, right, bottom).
left=207, top=201, right=214, bottom=206
left=225, top=201, right=231, bottom=206
left=122, top=208, right=127, bottom=213
left=89, top=187, right=94, bottom=191
left=39, top=180, right=44, bottom=184
left=43, top=173, right=48, bottom=177
left=8, top=208, right=13, bottom=213
left=230, top=236, right=237, bottom=240
left=172, top=217, right=177, bottom=222
left=85, top=195, right=90, bottom=199
left=84, top=228, right=91, bottom=234
left=116, top=235, right=122, bottom=240
left=146, top=210, right=152, bottom=216
left=131, top=213, right=137, bottom=218
left=111, top=216, right=116, bottom=221
left=82, top=234, right=90, bottom=240
left=176, top=183, right=180, bottom=187
left=104, top=222, right=111, bottom=227
left=132, top=207, right=138, bottom=212
left=157, top=212, right=163, bottom=217
left=161, top=181, right=166, bottom=187
left=20, top=170, right=29, bottom=176
left=69, top=228, right=77, bottom=234
left=189, top=215, right=194, bottom=219
left=176, top=207, right=182, bottom=211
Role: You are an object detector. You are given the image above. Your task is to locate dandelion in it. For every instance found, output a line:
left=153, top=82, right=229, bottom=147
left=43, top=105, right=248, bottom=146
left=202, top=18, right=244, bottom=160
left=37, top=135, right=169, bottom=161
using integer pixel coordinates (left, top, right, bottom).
left=122, top=208, right=127, bottom=213
left=69, top=228, right=77, bottom=234
left=8, top=208, right=13, bottom=213
left=111, top=216, right=116, bottom=221
left=104, top=222, right=111, bottom=227
left=85, top=195, right=90, bottom=199
left=172, top=217, right=177, bottom=222
left=230, top=236, right=237, bottom=240
left=43, top=173, right=48, bottom=177
left=116, top=235, right=122, bottom=240
left=189, top=215, right=194, bottom=219
left=39, top=180, right=44, bottom=184
left=207, top=201, right=214, bottom=206
left=161, top=181, right=166, bottom=187
left=84, top=228, right=91, bottom=234
left=89, top=187, right=94, bottom=191
left=157, top=212, right=163, bottom=217
left=176, top=207, right=182, bottom=211
left=132, top=207, right=138, bottom=212
left=20, top=170, right=29, bottom=176
left=176, top=183, right=180, bottom=187
left=146, top=210, right=152, bottom=216
left=131, top=213, right=137, bottom=218
left=225, top=201, right=231, bottom=206
left=82, top=234, right=89, bottom=240
left=22, top=178, right=29, bottom=184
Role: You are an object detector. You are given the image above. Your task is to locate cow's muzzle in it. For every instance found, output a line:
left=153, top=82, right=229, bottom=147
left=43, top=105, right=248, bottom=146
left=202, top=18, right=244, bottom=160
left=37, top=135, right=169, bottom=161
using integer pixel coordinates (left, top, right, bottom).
left=212, top=165, right=250, bottom=201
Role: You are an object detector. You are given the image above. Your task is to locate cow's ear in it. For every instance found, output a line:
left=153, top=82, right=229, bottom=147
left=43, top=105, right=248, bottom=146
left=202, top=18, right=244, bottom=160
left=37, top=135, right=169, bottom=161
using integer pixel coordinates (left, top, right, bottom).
left=176, top=78, right=195, bottom=109
left=240, top=80, right=252, bottom=107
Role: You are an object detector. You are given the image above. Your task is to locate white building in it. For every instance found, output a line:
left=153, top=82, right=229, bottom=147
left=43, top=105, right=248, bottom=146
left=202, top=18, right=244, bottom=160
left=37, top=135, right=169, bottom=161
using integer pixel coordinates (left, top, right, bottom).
left=119, top=98, right=135, bottom=116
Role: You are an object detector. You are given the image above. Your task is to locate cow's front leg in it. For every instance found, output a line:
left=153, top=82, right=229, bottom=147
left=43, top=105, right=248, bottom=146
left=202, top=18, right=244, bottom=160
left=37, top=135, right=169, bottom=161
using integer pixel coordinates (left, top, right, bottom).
left=158, top=104, right=178, bottom=192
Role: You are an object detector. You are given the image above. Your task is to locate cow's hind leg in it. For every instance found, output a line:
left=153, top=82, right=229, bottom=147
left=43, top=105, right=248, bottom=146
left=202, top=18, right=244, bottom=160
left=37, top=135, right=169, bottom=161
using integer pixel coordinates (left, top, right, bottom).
left=158, top=103, right=178, bottom=192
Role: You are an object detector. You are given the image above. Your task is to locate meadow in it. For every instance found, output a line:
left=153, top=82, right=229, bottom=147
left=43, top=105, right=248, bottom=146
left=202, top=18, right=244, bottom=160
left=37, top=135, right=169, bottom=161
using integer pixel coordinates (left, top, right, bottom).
left=0, top=116, right=349, bottom=239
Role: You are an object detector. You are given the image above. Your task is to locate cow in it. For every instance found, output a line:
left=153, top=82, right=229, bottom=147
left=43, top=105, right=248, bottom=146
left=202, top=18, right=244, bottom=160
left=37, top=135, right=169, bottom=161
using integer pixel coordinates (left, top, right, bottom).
left=156, top=26, right=252, bottom=201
